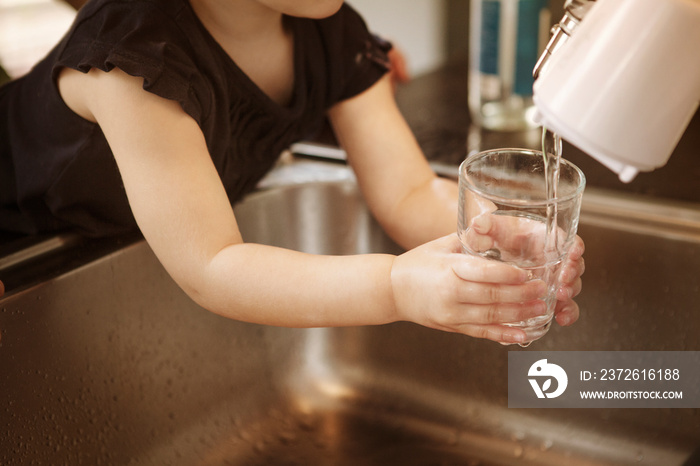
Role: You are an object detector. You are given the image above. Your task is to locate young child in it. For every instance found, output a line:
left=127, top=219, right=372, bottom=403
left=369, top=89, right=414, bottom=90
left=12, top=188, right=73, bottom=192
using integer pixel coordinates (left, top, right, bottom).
left=0, top=0, right=584, bottom=344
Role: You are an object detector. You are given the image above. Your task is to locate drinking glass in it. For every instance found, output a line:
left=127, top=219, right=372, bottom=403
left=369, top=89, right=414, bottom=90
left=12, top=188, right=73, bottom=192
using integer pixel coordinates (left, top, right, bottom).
left=458, top=148, right=585, bottom=345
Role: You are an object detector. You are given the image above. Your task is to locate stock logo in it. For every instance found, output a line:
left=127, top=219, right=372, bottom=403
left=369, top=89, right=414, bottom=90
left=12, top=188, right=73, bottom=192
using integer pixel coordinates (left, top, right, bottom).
left=528, top=359, right=568, bottom=399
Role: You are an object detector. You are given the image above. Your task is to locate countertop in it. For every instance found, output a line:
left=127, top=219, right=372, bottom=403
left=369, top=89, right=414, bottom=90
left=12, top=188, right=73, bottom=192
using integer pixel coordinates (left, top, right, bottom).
left=394, top=59, right=700, bottom=204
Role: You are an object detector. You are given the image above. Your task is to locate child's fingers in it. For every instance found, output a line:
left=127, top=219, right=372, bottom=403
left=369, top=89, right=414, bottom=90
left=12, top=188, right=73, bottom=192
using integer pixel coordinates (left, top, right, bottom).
left=568, top=235, right=585, bottom=260
left=450, top=253, right=530, bottom=284
left=455, top=279, right=547, bottom=305
left=456, top=324, right=528, bottom=345
left=455, top=300, right=547, bottom=325
left=554, top=299, right=580, bottom=326
left=560, top=256, right=585, bottom=285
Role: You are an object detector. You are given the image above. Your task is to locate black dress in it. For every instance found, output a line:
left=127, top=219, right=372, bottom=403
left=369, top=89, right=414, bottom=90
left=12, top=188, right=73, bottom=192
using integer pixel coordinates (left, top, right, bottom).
left=0, top=0, right=390, bottom=237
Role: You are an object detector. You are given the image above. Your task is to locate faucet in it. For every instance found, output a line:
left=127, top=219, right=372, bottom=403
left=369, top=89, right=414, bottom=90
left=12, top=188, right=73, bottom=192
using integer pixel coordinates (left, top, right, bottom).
left=532, top=0, right=700, bottom=182
left=533, top=0, right=597, bottom=81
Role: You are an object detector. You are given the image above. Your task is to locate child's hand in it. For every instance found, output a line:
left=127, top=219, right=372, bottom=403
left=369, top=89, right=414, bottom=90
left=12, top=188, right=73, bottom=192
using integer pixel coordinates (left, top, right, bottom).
left=387, top=47, right=410, bottom=89
left=390, top=234, right=548, bottom=344
left=462, top=207, right=585, bottom=330
left=554, top=236, right=584, bottom=327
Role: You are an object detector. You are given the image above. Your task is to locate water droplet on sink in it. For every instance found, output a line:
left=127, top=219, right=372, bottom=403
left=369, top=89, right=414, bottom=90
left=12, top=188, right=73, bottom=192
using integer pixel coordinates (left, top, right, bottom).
left=446, top=429, right=460, bottom=446
left=540, top=439, right=554, bottom=451
left=513, top=445, right=524, bottom=458
left=297, top=414, right=317, bottom=432
left=278, top=430, right=296, bottom=445
left=253, top=440, right=266, bottom=453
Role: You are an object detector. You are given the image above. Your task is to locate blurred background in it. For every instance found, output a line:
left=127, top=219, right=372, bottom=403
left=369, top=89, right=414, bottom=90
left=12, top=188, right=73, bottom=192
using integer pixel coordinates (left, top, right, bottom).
left=0, top=0, right=570, bottom=81
left=2, top=0, right=698, bottom=202
left=0, top=0, right=77, bottom=81
left=1, top=0, right=477, bottom=82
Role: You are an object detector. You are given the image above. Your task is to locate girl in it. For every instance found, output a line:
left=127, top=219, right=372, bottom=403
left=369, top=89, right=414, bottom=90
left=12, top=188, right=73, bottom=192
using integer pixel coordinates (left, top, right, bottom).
left=0, top=0, right=584, bottom=343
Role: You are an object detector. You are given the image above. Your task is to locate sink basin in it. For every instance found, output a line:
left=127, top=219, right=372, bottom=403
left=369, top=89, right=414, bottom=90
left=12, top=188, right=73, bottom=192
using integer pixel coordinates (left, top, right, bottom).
left=1, top=160, right=699, bottom=465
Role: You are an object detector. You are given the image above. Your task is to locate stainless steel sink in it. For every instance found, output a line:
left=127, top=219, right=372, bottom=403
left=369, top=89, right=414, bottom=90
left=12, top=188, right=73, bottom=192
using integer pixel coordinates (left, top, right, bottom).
left=1, top=160, right=699, bottom=465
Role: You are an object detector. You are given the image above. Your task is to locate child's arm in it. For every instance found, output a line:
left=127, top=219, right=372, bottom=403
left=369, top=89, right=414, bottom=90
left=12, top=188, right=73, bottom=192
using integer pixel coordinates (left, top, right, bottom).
left=328, top=75, right=458, bottom=250
left=328, top=74, right=584, bottom=326
left=56, top=66, right=550, bottom=343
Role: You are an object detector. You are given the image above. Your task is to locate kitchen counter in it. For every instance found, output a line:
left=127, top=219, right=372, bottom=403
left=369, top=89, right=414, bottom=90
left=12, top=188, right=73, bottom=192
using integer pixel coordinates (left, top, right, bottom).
left=395, top=59, right=700, bottom=204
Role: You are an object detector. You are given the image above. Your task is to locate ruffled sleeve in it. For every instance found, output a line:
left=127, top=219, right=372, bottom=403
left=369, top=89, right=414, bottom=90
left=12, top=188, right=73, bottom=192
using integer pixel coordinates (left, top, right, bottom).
left=52, top=0, right=207, bottom=123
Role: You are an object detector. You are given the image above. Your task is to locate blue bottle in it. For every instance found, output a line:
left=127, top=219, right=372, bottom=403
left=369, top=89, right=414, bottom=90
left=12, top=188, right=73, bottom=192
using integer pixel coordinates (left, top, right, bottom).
left=469, top=0, right=550, bottom=131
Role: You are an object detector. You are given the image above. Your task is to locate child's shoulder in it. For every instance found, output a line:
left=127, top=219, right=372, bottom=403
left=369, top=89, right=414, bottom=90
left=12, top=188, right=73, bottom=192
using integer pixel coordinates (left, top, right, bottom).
left=62, top=0, right=198, bottom=62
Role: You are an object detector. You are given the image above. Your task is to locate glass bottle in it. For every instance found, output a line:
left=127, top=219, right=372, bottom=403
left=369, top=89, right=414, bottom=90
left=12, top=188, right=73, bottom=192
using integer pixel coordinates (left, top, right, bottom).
left=469, top=0, right=551, bottom=131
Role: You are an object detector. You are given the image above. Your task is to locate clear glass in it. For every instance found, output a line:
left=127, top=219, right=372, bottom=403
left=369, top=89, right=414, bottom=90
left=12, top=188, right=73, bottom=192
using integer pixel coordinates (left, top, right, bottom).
left=458, top=149, right=585, bottom=344
left=469, top=0, right=551, bottom=131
